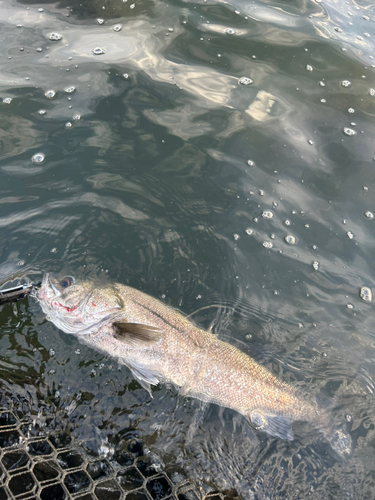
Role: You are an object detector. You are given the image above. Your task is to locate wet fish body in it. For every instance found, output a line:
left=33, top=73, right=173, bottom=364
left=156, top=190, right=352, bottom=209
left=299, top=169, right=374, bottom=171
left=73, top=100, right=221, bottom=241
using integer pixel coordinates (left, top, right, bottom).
left=37, top=274, right=320, bottom=440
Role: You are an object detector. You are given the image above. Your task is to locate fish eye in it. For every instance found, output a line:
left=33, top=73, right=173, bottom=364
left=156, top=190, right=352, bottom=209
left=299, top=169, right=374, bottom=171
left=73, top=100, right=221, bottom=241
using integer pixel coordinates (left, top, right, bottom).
left=249, top=410, right=265, bottom=429
left=60, top=276, right=75, bottom=288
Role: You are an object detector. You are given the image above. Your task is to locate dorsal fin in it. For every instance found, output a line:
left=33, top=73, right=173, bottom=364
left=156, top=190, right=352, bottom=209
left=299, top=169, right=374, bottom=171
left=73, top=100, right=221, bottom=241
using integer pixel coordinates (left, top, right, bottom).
left=113, top=322, right=162, bottom=346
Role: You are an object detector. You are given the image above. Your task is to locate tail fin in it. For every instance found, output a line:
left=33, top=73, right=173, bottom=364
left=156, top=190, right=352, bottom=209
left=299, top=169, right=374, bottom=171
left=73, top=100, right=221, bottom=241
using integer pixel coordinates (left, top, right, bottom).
left=315, top=394, right=352, bottom=458
left=322, top=423, right=352, bottom=459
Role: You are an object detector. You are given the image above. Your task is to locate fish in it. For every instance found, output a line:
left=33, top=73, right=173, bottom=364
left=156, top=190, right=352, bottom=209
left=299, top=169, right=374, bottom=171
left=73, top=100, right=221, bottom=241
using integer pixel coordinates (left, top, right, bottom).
left=36, top=273, right=345, bottom=446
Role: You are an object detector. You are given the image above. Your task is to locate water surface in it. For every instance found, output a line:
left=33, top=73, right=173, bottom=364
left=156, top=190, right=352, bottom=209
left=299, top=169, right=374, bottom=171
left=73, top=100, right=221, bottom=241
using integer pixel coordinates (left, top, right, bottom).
left=1, top=0, right=375, bottom=497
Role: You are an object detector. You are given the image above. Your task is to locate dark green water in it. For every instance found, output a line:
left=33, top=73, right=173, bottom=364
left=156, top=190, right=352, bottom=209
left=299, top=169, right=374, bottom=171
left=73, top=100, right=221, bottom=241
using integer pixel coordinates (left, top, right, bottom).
left=1, top=0, right=375, bottom=497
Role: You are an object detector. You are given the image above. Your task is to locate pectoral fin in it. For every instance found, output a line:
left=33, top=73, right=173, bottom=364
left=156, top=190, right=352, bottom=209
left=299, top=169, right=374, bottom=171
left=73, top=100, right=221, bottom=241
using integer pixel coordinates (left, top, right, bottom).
left=113, top=322, right=162, bottom=346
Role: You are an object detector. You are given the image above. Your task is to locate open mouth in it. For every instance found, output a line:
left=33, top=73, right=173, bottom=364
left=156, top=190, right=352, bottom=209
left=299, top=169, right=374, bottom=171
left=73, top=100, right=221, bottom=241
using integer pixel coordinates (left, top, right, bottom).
left=38, top=273, right=60, bottom=301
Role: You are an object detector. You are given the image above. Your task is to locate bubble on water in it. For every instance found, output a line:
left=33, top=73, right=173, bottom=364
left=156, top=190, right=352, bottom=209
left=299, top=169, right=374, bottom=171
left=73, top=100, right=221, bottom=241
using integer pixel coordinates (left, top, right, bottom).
left=245, top=228, right=253, bottom=235
left=285, top=234, right=296, bottom=245
left=92, top=47, right=105, bottom=55
left=97, top=18, right=104, bottom=24
left=319, top=81, right=325, bottom=87
left=2, top=97, right=12, bottom=104
left=38, top=109, right=46, bottom=115
left=343, top=127, right=356, bottom=136
left=49, top=32, right=62, bottom=41
left=64, top=86, right=76, bottom=93
left=72, top=114, right=81, bottom=121
left=262, top=210, right=274, bottom=219
left=365, top=211, right=374, bottom=219
left=308, top=139, right=314, bottom=145
left=359, top=286, right=372, bottom=302
left=32, top=153, right=45, bottom=164
left=225, top=28, right=235, bottom=35
left=239, top=77, right=253, bottom=86
left=370, top=88, right=375, bottom=96
left=262, top=241, right=273, bottom=248
left=113, top=24, right=122, bottom=31
left=123, top=73, right=129, bottom=79
left=233, top=233, right=239, bottom=241
left=45, top=90, right=56, bottom=99
left=65, top=122, right=73, bottom=128
left=312, top=261, right=320, bottom=270
left=246, top=159, right=254, bottom=167
left=49, top=349, right=56, bottom=356
left=284, top=219, right=291, bottom=226
left=341, top=80, right=351, bottom=87
left=306, top=64, right=313, bottom=71
left=346, top=303, right=354, bottom=309
left=346, top=230, right=354, bottom=239
left=130, top=3, right=135, bottom=8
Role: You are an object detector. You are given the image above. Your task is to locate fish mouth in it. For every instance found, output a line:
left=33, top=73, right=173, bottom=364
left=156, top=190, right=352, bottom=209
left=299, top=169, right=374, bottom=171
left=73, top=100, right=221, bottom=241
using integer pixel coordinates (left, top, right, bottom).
left=37, top=273, right=60, bottom=301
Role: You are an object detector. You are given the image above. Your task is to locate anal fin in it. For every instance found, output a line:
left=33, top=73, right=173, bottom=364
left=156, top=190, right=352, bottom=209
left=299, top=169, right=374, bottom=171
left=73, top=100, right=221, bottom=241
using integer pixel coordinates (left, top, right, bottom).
left=246, top=412, right=294, bottom=440
left=265, top=414, right=294, bottom=440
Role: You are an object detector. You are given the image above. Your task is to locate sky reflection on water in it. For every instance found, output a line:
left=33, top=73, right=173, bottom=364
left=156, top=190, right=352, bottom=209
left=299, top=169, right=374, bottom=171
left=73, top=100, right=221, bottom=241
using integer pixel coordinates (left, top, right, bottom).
left=0, top=0, right=375, bottom=497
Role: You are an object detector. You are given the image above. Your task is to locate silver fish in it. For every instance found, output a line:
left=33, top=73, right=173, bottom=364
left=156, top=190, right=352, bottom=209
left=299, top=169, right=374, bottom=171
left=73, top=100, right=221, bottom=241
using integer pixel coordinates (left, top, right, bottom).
left=37, top=273, right=329, bottom=441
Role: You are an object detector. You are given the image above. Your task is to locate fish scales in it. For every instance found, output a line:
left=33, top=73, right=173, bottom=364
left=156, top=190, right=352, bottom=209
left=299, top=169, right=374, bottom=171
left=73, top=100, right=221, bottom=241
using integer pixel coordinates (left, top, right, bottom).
left=37, top=274, right=322, bottom=440
left=101, top=284, right=306, bottom=418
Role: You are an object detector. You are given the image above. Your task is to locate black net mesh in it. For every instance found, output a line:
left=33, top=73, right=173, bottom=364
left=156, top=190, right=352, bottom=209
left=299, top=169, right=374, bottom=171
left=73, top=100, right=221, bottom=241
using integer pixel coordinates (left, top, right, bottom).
left=0, top=409, right=239, bottom=500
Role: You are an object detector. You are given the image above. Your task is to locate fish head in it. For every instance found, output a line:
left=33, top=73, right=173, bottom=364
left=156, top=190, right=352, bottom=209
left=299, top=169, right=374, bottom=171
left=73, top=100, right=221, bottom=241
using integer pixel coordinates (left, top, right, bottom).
left=37, top=273, right=123, bottom=335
